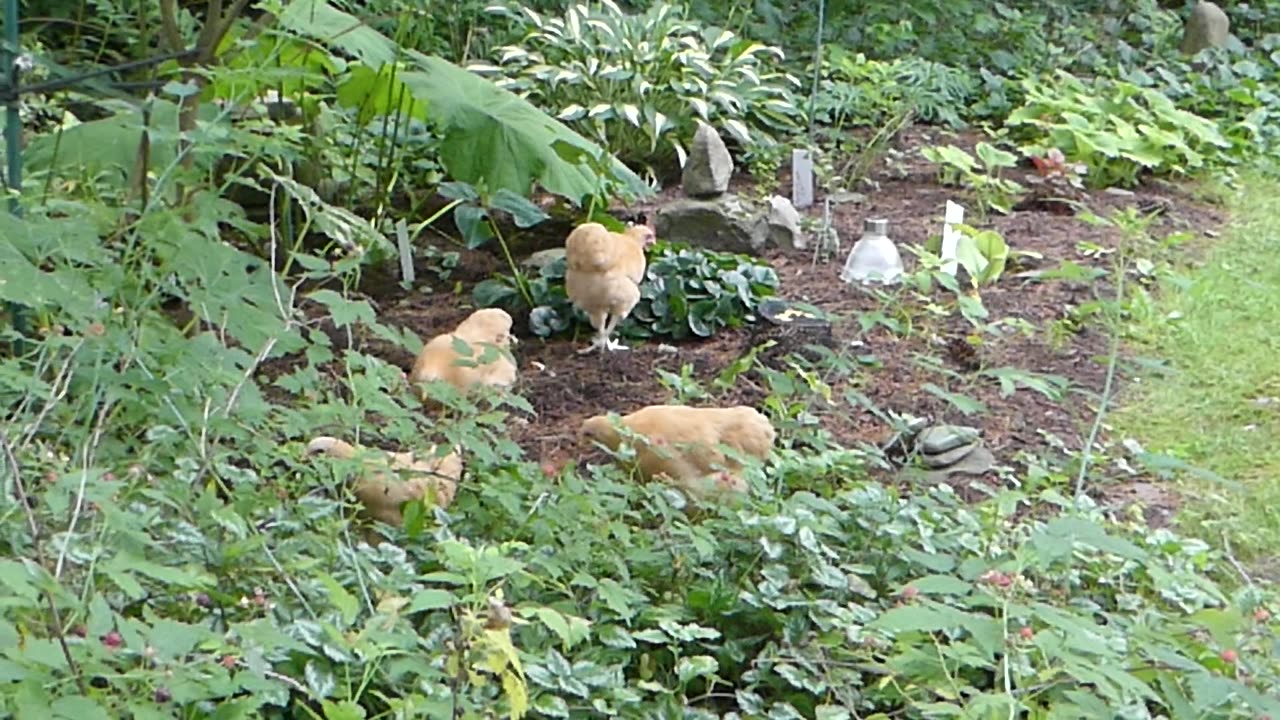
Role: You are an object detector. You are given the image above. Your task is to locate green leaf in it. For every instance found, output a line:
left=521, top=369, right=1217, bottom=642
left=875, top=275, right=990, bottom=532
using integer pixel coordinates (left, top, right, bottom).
left=922, top=383, right=987, bottom=415
left=308, top=289, right=378, bottom=328
left=305, top=660, right=337, bottom=699
left=277, top=0, right=401, bottom=66
left=50, top=695, right=110, bottom=720
left=399, top=55, right=650, bottom=204
left=490, top=189, right=550, bottom=228
left=533, top=607, right=589, bottom=651
left=0, top=560, right=39, bottom=602
left=905, top=575, right=973, bottom=596
left=321, top=700, right=368, bottom=720
left=318, top=574, right=361, bottom=629
left=408, top=589, right=458, bottom=613
left=675, top=655, right=719, bottom=684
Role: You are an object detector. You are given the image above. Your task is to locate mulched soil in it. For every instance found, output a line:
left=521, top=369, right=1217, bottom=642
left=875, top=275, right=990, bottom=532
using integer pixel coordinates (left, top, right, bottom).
left=262, top=126, right=1227, bottom=524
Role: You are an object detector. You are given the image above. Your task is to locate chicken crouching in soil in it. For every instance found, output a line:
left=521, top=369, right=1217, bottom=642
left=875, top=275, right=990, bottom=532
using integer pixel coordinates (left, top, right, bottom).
left=579, top=405, right=777, bottom=501
left=408, top=308, right=518, bottom=397
left=564, top=221, right=657, bottom=355
left=305, top=436, right=463, bottom=528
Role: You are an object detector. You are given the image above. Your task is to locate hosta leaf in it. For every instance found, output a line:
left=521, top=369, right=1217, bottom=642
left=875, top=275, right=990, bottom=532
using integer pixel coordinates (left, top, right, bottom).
left=722, top=118, right=752, bottom=145
left=556, top=104, right=587, bottom=121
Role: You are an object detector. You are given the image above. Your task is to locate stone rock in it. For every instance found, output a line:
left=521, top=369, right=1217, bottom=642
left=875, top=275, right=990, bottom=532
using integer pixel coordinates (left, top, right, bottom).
left=681, top=123, right=734, bottom=198
left=921, top=446, right=996, bottom=484
left=523, top=248, right=565, bottom=271
left=921, top=441, right=981, bottom=469
left=1181, top=1, right=1230, bottom=55
left=765, top=195, right=806, bottom=250
left=917, top=425, right=981, bottom=455
left=655, top=195, right=766, bottom=254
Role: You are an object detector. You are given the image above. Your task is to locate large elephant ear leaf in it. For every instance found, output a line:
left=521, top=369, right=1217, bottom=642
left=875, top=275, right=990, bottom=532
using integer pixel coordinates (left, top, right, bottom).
left=399, top=56, right=651, bottom=204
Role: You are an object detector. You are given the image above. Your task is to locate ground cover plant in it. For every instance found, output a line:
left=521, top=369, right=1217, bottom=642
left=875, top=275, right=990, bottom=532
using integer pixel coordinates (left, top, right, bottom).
left=2, top=0, right=1280, bottom=717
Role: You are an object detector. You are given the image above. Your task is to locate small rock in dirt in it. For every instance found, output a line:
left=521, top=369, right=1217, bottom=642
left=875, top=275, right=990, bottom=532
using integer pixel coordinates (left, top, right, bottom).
left=827, top=191, right=867, bottom=205
left=657, top=344, right=678, bottom=354
left=655, top=195, right=765, bottom=254
left=917, top=425, right=981, bottom=455
left=1181, top=1, right=1230, bottom=55
left=765, top=195, right=806, bottom=250
left=523, top=248, right=566, bottom=271
left=1104, top=187, right=1136, bottom=197
left=681, top=123, right=734, bottom=198
left=921, top=441, right=982, bottom=469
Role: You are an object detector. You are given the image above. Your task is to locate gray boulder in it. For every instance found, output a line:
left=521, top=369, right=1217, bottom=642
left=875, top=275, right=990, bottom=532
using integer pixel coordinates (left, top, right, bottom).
left=656, top=195, right=766, bottom=255
left=681, top=123, right=734, bottom=198
left=765, top=195, right=806, bottom=250
left=1181, top=1, right=1230, bottom=54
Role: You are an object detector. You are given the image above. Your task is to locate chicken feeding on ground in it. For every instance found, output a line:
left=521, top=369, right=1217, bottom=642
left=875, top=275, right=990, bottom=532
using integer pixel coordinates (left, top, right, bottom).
left=579, top=404, right=776, bottom=500
left=408, top=308, right=518, bottom=395
left=305, top=436, right=463, bottom=527
left=564, top=221, right=656, bottom=354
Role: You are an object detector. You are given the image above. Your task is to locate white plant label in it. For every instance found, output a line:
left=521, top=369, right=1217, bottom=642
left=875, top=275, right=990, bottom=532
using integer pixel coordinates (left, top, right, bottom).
left=940, top=200, right=965, bottom=276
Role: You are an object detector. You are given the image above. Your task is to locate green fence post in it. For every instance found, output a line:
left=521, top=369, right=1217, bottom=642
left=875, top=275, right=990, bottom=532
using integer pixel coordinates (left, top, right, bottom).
left=2, top=0, right=28, bottom=352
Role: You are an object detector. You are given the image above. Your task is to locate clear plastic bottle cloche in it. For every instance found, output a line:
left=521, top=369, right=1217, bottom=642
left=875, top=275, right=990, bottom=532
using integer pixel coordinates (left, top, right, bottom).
left=840, top=218, right=904, bottom=286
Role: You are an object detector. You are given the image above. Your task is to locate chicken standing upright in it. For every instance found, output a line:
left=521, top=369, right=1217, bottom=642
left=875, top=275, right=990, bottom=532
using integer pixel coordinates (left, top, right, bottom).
left=564, top=221, right=656, bottom=354
left=579, top=404, right=776, bottom=500
left=408, top=308, right=518, bottom=395
left=305, top=436, right=463, bottom=526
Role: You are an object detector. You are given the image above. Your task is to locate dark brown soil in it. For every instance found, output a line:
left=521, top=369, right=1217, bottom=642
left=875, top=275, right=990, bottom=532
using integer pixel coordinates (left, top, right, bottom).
left=263, top=126, right=1227, bottom=523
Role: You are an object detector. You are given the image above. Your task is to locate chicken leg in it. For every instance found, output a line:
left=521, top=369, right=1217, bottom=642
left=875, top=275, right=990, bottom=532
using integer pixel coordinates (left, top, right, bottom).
left=601, top=313, right=629, bottom=351
left=577, top=311, right=610, bottom=355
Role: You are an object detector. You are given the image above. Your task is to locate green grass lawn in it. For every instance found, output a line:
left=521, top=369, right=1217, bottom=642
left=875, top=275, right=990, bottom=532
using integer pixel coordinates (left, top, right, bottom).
left=1113, top=175, right=1280, bottom=567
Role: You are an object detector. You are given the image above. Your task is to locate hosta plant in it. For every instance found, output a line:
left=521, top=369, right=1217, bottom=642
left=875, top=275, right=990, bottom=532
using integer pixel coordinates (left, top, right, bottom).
left=474, top=241, right=780, bottom=340
left=470, top=0, right=803, bottom=178
left=1006, top=70, right=1233, bottom=188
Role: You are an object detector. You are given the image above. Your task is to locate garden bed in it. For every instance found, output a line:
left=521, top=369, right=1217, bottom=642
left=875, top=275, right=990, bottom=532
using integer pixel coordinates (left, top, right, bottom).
left=266, top=128, right=1225, bottom=520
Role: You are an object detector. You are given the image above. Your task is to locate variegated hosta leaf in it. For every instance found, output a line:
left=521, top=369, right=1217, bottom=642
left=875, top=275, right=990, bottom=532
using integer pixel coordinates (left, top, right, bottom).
left=466, top=63, right=504, bottom=76
left=673, top=141, right=687, bottom=169
left=551, top=69, right=581, bottom=84
left=710, top=90, right=743, bottom=113
left=587, top=103, right=613, bottom=120
left=498, top=47, right=529, bottom=64
left=723, top=119, right=752, bottom=145
left=687, top=97, right=710, bottom=120
left=557, top=104, right=587, bottom=121
left=599, top=66, right=631, bottom=82
left=620, top=104, right=642, bottom=127
left=707, top=29, right=736, bottom=51
left=763, top=99, right=796, bottom=115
